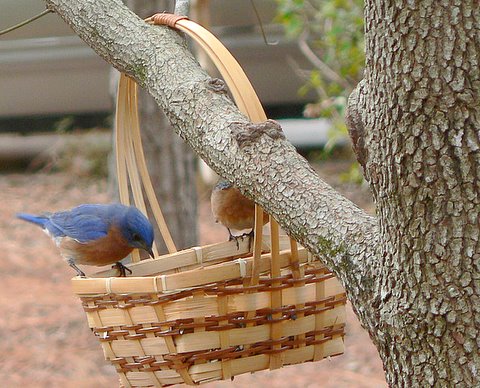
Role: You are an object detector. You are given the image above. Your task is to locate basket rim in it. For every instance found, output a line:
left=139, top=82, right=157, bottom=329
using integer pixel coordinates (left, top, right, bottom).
left=71, top=236, right=316, bottom=295
left=71, top=247, right=318, bottom=295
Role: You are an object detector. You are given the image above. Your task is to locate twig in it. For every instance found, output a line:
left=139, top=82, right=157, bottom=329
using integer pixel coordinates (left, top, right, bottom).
left=286, top=56, right=319, bottom=94
left=0, top=9, right=52, bottom=37
left=249, top=0, right=278, bottom=46
left=286, top=56, right=343, bottom=123
left=298, top=31, right=352, bottom=90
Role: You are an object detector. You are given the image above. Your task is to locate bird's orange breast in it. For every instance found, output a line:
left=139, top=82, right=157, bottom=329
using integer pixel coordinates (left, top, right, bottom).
left=211, top=186, right=269, bottom=231
left=59, top=226, right=133, bottom=266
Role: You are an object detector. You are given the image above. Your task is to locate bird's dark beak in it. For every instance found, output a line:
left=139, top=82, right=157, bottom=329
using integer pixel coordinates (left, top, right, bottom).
left=146, top=247, right=155, bottom=259
left=132, top=241, right=155, bottom=259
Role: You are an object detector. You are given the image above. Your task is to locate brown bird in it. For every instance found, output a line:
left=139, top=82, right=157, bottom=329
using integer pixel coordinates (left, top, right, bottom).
left=211, top=179, right=269, bottom=242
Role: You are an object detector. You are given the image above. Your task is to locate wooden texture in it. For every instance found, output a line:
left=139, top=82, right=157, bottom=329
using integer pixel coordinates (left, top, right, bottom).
left=75, top=254, right=346, bottom=387
left=116, top=75, right=177, bottom=257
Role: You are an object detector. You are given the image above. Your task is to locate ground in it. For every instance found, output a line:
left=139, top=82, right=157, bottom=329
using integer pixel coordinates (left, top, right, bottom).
left=1, top=161, right=386, bottom=387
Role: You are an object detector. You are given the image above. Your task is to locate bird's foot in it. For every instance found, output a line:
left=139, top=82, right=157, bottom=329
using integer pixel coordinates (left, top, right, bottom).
left=240, top=229, right=255, bottom=251
left=228, top=234, right=241, bottom=250
left=68, top=259, right=86, bottom=277
left=228, top=229, right=242, bottom=250
left=113, top=261, right=132, bottom=277
left=228, top=229, right=254, bottom=251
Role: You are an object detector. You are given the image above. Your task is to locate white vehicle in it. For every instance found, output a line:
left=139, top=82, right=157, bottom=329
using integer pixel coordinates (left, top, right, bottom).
left=0, top=1, right=312, bottom=117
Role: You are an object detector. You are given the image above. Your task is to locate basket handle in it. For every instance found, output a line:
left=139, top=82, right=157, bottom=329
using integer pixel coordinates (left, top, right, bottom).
left=116, top=74, right=178, bottom=259
left=145, top=14, right=287, bottom=285
left=117, top=13, right=297, bottom=277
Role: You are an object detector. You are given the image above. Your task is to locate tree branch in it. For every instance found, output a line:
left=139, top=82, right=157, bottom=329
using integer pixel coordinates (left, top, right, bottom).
left=0, top=9, right=52, bottom=37
left=44, top=0, right=380, bottom=305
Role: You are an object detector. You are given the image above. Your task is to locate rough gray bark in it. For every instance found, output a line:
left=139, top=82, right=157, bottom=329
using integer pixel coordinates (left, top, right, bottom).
left=125, top=0, right=198, bottom=252
left=346, top=1, right=480, bottom=386
left=44, top=0, right=480, bottom=386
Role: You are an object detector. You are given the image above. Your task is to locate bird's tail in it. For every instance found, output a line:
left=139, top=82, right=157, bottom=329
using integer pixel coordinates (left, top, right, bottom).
left=16, top=213, right=48, bottom=228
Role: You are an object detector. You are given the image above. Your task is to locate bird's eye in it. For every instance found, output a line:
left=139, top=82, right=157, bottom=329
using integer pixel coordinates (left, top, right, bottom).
left=132, top=233, right=141, bottom=241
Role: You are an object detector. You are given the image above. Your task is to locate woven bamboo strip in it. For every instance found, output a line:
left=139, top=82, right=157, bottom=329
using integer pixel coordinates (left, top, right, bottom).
left=72, top=248, right=309, bottom=295
left=96, top=308, right=129, bottom=327
left=217, top=293, right=232, bottom=380
left=82, top=280, right=344, bottom=329
left=115, top=75, right=176, bottom=261
left=151, top=292, right=196, bottom=385
left=171, top=313, right=344, bottom=353
left=313, top=275, right=327, bottom=361
left=243, top=206, right=267, bottom=358
left=191, top=289, right=206, bottom=363
left=250, top=206, right=266, bottom=286
left=289, top=238, right=301, bottom=279
left=124, top=80, right=154, bottom=261
left=127, top=370, right=181, bottom=387
left=74, top=258, right=340, bottom=302
left=290, top=240, right=307, bottom=350
left=117, top=75, right=177, bottom=258
left=88, top=235, right=291, bottom=279
left=116, top=77, right=140, bottom=262
left=242, top=206, right=268, bottom=358
left=174, top=278, right=340, bottom=319
left=115, top=78, right=131, bottom=207
left=126, top=371, right=183, bottom=387
left=123, top=81, right=144, bottom=208
left=110, top=338, right=166, bottom=357
left=125, top=76, right=177, bottom=254
left=123, top=93, right=149, bottom=262
left=269, top=217, right=283, bottom=370
left=162, top=247, right=287, bottom=290
left=114, top=297, right=136, bottom=387
left=121, top=337, right=344, bottom=386
left=228, top=338, right=344, bottom=377
left=230, top=339, right=343, bottom=376
left=192, top=291, right=208, bottom=371
left=123, top=297, right=163, bottom=387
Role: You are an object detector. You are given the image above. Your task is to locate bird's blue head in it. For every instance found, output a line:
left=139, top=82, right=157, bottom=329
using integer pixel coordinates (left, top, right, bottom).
left=119, top=206, right=155, bottom=258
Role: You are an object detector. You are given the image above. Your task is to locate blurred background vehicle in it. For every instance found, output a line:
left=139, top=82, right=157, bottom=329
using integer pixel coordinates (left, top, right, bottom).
left=1, top=0, right=336, bottom=174
left=0, top=1, right=318, bottom=129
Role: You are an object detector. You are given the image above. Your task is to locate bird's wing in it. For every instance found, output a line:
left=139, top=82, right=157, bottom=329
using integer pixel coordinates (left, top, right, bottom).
left=47, top=209, right=110, bottom=243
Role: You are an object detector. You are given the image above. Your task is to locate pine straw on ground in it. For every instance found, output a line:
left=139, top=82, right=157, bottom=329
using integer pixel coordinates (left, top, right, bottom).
left=0, top=168, right=386, bottom=387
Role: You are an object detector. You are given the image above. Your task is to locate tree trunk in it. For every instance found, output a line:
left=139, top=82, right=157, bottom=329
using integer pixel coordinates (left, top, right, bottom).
left=44, top=0, right=480, bottom=385
left=126, top=0, right=198, bottom=252
left=347, top=1, right=480, bottom=386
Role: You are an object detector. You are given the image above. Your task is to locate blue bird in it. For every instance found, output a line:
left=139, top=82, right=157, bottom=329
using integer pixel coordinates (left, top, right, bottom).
left=17, top=204, right=155, bottom=277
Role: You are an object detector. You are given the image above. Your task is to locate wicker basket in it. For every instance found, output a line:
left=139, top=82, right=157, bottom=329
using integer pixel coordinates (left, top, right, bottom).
left=72, top=14, right=347, bottom=387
